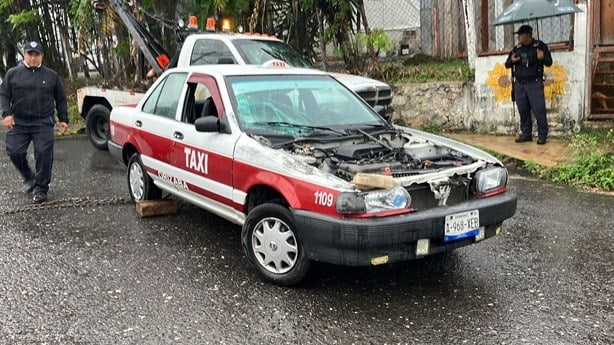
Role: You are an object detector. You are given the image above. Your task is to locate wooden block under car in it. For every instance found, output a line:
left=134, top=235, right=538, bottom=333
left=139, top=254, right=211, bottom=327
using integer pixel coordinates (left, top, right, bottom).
left=136, top=199, right=178, bottom=217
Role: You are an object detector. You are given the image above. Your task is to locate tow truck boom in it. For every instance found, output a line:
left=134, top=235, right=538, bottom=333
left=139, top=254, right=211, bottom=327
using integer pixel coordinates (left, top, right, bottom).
left=78, top=0, right=173, bottom=151
left=96, top=0, right=170, bottom=76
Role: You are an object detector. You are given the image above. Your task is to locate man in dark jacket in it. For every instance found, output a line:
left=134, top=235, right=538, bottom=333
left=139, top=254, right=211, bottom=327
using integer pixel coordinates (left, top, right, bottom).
left=505, top=25, right=553, bottom=145
left=0, top=41, right=69, bottom=203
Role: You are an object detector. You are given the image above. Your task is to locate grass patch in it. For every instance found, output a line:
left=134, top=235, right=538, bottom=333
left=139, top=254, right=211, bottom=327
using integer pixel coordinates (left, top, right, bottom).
left=522, top=129, right=614, bottom=191
left=382, top=54, right=474, bottom=83
left=420, top=121, right=443, bottom=134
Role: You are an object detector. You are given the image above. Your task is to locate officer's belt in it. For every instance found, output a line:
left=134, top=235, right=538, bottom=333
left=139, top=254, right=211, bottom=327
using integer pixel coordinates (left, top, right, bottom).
left=515, top=78, right=541, bottom=84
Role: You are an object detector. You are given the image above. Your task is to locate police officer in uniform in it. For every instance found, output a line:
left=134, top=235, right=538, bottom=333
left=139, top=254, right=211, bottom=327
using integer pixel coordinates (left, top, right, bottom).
left=505, top=25, right=552, bottom=145
left=0, top=41, right=69, bottom=203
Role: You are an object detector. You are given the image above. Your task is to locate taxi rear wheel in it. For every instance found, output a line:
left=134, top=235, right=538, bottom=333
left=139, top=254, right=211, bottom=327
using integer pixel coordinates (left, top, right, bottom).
left=242, top=203, right=310, bottom=286
left=127, top=154, right=162, bottom=202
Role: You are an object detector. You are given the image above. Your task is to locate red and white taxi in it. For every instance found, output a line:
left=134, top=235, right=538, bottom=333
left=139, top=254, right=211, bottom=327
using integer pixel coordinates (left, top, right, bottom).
left=109, top=63, right=517, bottom=286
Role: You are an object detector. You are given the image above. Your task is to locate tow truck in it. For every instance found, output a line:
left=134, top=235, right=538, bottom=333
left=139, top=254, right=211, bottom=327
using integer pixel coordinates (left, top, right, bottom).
left=78, top=0, right=393, bottom=150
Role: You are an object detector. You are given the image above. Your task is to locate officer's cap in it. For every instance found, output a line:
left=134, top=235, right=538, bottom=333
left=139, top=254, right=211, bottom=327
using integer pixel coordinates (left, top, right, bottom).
left=514, top=25, right=533, bottom=35
left=24, top=41, right=43, bottom=54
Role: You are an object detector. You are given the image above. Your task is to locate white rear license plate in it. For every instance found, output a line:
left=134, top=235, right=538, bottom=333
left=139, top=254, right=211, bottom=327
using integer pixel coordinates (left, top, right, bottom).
left=444, top=210, right=480, bottom=242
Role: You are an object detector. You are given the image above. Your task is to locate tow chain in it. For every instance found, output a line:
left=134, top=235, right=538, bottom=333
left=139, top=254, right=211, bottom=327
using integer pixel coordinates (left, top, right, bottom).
left=0, top=197, right=130, bottom=215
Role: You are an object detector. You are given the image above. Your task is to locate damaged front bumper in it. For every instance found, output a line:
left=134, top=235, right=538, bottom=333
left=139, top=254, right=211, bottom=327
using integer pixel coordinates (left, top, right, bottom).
left=292, top=191, right=517, bottom=266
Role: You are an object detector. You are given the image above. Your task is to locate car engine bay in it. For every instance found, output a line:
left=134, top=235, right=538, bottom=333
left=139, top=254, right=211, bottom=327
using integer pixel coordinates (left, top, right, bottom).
left=284, top=130, right=479, bottom=183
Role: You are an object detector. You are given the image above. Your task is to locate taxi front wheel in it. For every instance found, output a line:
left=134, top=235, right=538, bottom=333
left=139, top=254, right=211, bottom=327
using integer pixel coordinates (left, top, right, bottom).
left=127, top=154, right=162, bottom=202
left=242, top=203, right=310, bottom=286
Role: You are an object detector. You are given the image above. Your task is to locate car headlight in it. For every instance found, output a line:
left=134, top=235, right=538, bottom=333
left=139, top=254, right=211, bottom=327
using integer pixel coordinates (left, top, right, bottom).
left=336, top=186, right=411, bottom=214
left=335, top=192, right=366, bottom=214
left=475, top=167, right=508, bottom=197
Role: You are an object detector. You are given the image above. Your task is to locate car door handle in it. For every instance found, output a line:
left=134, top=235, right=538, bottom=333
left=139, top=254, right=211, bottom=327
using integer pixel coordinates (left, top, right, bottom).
left=135, top=120, right=142, bottom=127
left=173, top=131, right=184, bottom=140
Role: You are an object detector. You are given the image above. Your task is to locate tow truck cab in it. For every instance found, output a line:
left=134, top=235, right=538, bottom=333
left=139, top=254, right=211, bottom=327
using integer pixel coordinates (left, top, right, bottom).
left=176, top=33, right=393, bottom=109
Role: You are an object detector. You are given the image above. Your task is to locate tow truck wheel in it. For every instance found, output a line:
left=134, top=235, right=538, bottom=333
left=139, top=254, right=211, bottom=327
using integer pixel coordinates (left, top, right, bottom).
left=242, top=203, right=310, bottom=286
left=86, top=104, right=111, bottom=150
left=127, top=153, right=162, bottom=202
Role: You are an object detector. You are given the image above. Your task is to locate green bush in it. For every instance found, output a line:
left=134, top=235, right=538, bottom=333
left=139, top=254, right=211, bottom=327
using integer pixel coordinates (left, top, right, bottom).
left=68, top=105, right=81, bottom=125
left=523, top=129, right=614, bottom=191
left=357, top=28, right=394, bottom=54
left=421, top=122, right=442, bottom=134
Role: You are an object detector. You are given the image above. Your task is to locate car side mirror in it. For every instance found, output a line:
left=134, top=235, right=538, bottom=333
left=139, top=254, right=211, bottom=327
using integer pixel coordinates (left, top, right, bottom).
left=195, top=115, right=231, bottom=134
left=373, top=105, right=386, bottom=116
left=373, top=105, right=391, bottom=122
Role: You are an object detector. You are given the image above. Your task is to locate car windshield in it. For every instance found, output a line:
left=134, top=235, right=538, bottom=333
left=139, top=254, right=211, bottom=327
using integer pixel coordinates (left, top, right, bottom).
left=226, top=75, right=387, bottom=137
left=232, top=39, right=312, bottom=68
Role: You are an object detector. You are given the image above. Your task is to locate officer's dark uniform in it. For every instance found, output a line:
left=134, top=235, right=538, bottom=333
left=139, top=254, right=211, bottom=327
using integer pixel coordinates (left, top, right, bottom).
left=0, top=43, right=68, bottom=199
left=505, top=26, right=553, bottom=142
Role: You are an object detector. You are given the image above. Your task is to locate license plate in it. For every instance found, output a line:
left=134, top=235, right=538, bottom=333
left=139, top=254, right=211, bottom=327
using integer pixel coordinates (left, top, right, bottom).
left=444, top=210, right=480, bottom=242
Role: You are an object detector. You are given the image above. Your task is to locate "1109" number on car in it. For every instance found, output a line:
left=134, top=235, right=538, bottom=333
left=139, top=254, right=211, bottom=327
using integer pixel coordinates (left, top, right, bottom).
left=314, top=191, right=334, bottom=207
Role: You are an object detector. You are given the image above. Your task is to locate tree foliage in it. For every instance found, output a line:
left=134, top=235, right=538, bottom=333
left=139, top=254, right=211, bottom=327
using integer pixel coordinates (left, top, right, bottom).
left=0, top=0, right=76, bottom=76
left=0, top=0, right=381, bottom=82
left=250, top=0, right=381, bottom=74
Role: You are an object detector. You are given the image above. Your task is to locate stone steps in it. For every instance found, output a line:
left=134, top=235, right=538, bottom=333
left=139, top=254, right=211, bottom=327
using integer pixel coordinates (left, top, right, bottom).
left=583, top=120, right=614, bottom=130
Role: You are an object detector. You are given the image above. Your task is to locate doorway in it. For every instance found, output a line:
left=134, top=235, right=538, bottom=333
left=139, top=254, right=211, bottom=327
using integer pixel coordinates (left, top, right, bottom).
left=590, top=0, right=614, bottom=119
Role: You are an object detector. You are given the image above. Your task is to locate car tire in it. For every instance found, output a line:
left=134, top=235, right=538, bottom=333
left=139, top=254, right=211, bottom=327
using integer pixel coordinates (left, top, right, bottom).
left=241, top=203, right=310, bottom=286
left=86, top=104, right=111, bottom=151
left=127, top=153, right=162, bottom=202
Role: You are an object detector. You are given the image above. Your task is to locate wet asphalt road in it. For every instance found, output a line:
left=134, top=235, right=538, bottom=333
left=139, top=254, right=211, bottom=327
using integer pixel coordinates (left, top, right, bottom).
left=0, top=133, right=612, bottom=345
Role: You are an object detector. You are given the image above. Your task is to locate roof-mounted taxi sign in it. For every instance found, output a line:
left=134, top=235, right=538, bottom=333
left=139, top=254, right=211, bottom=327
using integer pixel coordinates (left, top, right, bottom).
left=262, top=59, right=289, bottom=69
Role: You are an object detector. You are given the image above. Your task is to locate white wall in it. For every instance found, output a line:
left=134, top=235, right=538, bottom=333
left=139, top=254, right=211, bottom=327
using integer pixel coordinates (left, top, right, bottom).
left=364, top=0, right=420, bottom=30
